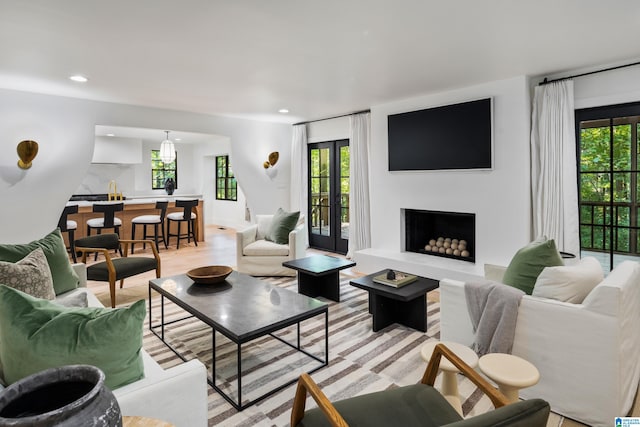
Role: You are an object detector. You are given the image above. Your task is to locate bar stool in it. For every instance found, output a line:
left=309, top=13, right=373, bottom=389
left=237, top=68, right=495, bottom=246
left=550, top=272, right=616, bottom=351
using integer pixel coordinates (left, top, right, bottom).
left=131, top=201, right=168, bottom=253
left=87, top=202, right=124, bottom=260
left=166, top=199, right=198, bottom=249
left=58, top=204, right=79, bottom=263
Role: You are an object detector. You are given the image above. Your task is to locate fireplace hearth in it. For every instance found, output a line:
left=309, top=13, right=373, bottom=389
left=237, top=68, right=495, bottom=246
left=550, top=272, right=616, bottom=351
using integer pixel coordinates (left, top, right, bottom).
left=403, top=209, right=475, bottom=263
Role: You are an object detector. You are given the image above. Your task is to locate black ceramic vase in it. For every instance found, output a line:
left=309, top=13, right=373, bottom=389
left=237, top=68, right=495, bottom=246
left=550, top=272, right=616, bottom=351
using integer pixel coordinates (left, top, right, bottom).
left=164, top=177, right=175, bottom=195
left=0, top=365, right=122, bottom=427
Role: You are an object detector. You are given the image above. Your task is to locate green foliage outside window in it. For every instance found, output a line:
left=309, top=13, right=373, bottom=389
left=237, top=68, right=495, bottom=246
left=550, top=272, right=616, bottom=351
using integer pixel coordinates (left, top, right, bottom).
left=151, top=150, right=177, bottom=190
left=216, top=155, right=237, bottom=201
left=579, top=121, right=637, bottom=253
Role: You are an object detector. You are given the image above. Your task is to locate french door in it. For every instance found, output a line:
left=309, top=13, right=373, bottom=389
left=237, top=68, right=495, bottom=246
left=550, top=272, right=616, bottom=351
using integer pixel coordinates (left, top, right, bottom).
left=308, top=139, right=349, bottom=254
left=576, top=102, right=640, bottom=271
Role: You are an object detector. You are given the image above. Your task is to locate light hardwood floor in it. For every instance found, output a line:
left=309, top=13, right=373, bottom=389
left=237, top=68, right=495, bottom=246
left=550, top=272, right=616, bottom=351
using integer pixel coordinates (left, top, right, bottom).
left=84, top=224, right=360, bottom=304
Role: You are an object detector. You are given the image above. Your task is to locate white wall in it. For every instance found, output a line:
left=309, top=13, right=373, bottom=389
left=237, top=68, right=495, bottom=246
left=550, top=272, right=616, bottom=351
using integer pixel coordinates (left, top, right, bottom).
left=366, top=76, right=532, bottom=268
left=307, top=116, right=350, bottom=142
left=0, top=88, right=291, bottom=243
left=573, top=65, right=640, bottom=109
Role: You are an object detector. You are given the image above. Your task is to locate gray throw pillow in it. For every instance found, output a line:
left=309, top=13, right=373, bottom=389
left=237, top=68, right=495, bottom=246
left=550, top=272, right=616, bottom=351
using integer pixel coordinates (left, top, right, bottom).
left=54, top=291, right=89, bottom=308
left=266, top=208, right=300, bottom=245
left=0, top=247, right=55, bottom=300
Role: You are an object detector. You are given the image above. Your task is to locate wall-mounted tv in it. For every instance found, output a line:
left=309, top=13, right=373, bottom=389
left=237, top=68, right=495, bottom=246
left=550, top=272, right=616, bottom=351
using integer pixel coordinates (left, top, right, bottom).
left=387, top=98, right=493, bottom=171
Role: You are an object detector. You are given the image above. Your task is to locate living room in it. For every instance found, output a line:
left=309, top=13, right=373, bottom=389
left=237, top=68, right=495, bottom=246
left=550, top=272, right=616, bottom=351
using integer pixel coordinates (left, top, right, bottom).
left=1, top=2, right=640, bottom=426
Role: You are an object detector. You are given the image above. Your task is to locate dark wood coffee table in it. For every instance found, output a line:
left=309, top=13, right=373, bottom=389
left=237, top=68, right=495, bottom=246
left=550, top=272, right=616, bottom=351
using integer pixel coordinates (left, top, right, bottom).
left=349, top=270, right=438, bottom=332
left=148, top=271, right=328, bottom=410
left=282, top=255, right=356, bottom=302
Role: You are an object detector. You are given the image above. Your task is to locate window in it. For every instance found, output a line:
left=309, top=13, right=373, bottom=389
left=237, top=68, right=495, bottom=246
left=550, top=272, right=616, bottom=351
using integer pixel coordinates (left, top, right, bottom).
left=216, top=155, right=237, bottom=201
left=151, top=150, right=177, bottom=190
left=576, top=102, right=640, bottom=271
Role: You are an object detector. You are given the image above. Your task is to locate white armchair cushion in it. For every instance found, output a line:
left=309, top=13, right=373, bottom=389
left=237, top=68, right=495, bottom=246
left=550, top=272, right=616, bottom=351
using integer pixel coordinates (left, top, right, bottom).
left=532, top=256, right=603, bottom=303
left=243, top=240, right=290, bottom=256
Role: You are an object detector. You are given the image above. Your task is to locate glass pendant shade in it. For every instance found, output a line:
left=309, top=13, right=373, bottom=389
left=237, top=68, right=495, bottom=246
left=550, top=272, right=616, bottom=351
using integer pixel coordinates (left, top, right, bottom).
left=160, top=131, right=176, bottom=163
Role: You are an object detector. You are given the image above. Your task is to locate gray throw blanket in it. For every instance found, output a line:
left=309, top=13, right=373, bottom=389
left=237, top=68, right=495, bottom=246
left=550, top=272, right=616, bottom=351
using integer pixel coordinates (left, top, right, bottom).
left=464, top=280, right=525, bottom=356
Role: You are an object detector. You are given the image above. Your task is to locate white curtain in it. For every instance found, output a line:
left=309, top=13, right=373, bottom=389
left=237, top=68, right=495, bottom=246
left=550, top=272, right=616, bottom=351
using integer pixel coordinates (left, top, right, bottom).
left=290, top=124, right=308, bottom=246
left=531, top=80, right=580, bottom=255
left=347, top=112, right=371, bottom=258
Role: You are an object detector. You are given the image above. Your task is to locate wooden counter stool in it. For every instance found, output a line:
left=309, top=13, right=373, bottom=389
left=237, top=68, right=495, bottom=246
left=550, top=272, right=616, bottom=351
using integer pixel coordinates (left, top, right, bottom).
left=478, top=353, right=540, bottom=403
left=131, top=201, right=168, bottom=253
left=166, top=199, right=198, bottom=249
left=421, top=340, right=479, bottom=415
left=58, top=204, right=79, bottom=262
left=86, top=202, right=124, bottom=260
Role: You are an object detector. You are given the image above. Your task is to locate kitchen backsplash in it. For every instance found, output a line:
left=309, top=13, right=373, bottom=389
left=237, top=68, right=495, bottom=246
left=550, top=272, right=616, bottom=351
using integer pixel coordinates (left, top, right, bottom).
left=75, top=163, right=135, bottom=195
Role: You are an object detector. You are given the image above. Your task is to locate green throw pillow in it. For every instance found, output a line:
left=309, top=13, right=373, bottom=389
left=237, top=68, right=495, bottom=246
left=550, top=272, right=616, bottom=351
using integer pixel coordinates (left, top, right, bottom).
left=266, top=208, right=300, bottom=244
left=0, top=285, right=145, bottom=390
left=0, top=229, right=79, bottom=295
left=502, top=237, right=563, bottom=295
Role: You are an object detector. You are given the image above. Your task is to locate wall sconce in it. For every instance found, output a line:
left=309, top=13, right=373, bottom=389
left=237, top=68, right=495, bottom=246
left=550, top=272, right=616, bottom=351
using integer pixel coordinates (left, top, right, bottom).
left=262, top=151, right=279, bottom=169
left=17, top=140, right=39, bottom=169
left=263, top=151, right=279, bottom=179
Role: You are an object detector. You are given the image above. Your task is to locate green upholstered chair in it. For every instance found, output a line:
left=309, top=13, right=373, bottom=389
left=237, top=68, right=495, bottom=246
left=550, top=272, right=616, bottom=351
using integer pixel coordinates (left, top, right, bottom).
left=291, top=343, right=550, bottom=427
left=75, top=233, right=161, bottom=308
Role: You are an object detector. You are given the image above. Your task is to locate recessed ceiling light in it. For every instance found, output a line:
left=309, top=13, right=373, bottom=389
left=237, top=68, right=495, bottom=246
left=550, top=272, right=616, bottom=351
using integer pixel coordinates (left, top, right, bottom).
left=175, top=138, right=181, bottom=141
left=106, top=133, right=115, bottom=137
left=278, top=109, right=289, bottom=114
left=69, top=75, right=88, bottom=82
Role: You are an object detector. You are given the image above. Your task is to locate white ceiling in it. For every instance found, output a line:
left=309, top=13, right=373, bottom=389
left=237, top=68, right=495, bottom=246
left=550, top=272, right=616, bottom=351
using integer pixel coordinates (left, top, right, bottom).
left=2, top=0, right=640, bottom=124
left=95, top=125, right=227, bottom=145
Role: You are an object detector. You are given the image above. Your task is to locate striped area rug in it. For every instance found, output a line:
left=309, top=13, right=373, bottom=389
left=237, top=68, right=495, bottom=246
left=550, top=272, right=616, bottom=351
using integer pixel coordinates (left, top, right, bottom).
left=142, top=275, right=494, bottom=426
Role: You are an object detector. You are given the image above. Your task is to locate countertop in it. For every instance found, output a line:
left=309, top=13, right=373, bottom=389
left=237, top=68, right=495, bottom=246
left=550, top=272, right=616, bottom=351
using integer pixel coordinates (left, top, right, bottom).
left=66, top=195, right=203, bottom=207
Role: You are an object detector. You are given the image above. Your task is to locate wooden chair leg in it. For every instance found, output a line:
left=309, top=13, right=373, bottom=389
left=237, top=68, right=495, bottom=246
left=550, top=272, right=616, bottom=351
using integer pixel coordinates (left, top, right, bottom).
left=130, top=223, right=136, bottom=253
left=142, top=225, right=148, bottom=250
left=120, top=278, right=125, bottom=289
left=161, top=221, right=168, bottom=249
left=176, top=221, right=182, bottom=249
left=69, top=229, right=77, bottom=263
left=192, top=219, right=198, bottom=246
left=109, top=279, right=116, bottom=308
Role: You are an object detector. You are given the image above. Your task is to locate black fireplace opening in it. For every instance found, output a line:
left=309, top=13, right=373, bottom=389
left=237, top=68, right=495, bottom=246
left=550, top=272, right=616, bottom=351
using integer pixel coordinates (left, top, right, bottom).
left=404, top=209, right=476, bottom=263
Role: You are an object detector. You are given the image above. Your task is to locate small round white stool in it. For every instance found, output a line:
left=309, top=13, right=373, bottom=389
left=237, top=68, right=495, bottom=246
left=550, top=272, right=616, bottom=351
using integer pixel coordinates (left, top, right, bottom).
left=478, top=353, right=540, bottom=403
left=421, top=341, right=478, bottom=415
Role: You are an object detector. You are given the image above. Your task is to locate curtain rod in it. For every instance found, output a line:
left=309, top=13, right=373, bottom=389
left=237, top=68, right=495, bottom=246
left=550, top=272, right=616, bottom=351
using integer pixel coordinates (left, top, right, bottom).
left=539, top=60, right=640, bottom=85
left=292, top=109, right=371, bottom=126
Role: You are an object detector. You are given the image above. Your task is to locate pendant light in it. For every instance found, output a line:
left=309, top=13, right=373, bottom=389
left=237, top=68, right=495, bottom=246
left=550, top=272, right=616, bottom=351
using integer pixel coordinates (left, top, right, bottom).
left=159, top=130, right=176, bottom=163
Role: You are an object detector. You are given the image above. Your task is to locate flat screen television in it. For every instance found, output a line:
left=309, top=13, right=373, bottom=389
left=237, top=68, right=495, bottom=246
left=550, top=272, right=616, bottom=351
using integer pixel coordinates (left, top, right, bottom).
left=387, top=98, right=493, bottom=171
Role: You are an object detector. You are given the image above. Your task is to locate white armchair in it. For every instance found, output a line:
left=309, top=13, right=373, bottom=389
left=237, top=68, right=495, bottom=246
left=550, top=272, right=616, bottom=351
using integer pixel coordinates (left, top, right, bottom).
left=236, top=214, right=306, bottom=276
left=439, top=261, right=640, bottom=427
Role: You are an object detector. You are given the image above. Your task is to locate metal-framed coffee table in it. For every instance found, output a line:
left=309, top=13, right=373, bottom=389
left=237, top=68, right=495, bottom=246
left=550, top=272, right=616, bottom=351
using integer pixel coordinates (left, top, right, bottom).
left=349, top=270, right=439, bottom=332
left=283, top=255, right=355, bottom=302
left=148, top=271, right=329, bottom=410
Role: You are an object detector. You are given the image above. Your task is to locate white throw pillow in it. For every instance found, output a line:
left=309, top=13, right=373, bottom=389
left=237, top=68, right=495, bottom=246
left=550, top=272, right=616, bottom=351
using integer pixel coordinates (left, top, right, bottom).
left=532, top=256, right=604, bottom=303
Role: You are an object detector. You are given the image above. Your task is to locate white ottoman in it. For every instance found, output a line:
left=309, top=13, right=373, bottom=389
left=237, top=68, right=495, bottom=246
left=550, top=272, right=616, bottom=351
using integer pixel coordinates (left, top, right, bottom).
left=478, top=353, right=540, bottom=403
left=421, top=341, right=479, bottom=415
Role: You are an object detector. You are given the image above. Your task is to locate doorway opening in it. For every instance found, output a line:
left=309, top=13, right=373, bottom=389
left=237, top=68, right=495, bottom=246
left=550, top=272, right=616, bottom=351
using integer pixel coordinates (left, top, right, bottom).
left=308, top=139, right=349, bottom=254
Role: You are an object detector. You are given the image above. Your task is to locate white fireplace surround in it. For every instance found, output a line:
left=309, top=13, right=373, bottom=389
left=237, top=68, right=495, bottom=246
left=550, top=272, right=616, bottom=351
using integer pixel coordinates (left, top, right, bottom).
left=353, top=76, right=532, bottom=281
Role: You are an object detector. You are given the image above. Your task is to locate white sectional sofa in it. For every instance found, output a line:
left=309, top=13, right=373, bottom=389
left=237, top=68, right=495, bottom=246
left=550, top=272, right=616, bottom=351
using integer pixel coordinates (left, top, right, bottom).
left=439, top=260, right=640, bottom=427
left=64, top=264, right=208, bottom=426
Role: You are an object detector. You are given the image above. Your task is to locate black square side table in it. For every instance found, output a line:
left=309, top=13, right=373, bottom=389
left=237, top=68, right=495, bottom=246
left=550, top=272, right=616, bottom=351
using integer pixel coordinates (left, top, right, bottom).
left=283, top=255, right=356, bottom=302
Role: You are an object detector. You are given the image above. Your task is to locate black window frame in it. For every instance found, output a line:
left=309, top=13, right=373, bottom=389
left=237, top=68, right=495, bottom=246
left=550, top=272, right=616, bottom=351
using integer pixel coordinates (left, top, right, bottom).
left=216, top=155, right=237, bottom=201
left=576, top=101, right=640, bottom=270
left=151, top=149, right=178, bottom=190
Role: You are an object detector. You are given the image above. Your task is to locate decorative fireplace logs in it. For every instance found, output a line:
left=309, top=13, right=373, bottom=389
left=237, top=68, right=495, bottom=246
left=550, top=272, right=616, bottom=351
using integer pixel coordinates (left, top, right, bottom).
left=424, top=237, right=470, bottom=258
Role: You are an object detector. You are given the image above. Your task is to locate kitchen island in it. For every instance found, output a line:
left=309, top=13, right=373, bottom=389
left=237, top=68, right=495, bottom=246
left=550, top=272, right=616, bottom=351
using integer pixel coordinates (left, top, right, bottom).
left=65, top=197, right=205, bottom=244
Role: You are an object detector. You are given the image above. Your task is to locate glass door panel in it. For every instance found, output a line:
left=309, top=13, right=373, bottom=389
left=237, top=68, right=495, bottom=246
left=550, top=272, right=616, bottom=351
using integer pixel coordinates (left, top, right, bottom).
left=308, top=140, right=349, bottom=254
